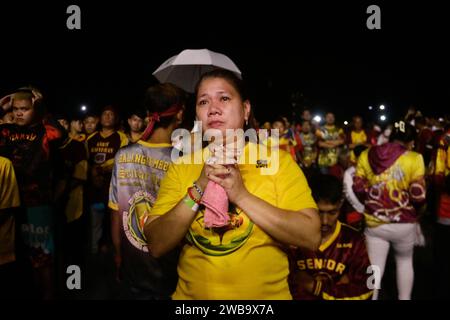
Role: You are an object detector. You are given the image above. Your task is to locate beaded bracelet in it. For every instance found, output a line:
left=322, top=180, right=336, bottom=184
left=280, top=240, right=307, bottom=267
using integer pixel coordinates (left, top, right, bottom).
left=192, top=181, right=204, bottom=197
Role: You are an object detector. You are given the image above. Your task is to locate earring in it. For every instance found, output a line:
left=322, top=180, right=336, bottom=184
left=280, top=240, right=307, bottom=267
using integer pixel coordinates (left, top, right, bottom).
left=245, top=119, right=248, bottom=126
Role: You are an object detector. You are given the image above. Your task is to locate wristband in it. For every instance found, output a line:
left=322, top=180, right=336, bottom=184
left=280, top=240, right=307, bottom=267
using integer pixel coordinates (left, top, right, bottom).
left=193, top=181, right=204, bottom=196
left=184, top=195, right=199, bottom=212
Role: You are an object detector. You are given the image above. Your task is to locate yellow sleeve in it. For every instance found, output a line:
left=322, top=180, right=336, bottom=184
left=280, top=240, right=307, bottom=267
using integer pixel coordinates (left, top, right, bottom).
left=0, top=157, right=20, bottom=210
left=447, top=146, right=450, bottom=171
left=149, top=163, right=185, bottom=216
left=275, top=151, right=317, bottom=211
left=435, top=147, right=446, bottom=176
left=118, top=131, right=129, bottom=148
left=108, top=202, right=119, bottom=211
left=410, top=152, right=425, bottom=182
left=355, top=150, right=369, bottom=179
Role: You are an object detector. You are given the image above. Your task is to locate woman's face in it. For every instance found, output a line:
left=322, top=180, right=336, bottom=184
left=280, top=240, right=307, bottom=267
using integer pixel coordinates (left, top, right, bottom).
left=196, top=77, right=250, bottom=135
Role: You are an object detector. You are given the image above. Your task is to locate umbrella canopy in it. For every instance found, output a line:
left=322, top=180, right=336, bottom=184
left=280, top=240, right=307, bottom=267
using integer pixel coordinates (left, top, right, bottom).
left=152, top=49, right=242, bottom=93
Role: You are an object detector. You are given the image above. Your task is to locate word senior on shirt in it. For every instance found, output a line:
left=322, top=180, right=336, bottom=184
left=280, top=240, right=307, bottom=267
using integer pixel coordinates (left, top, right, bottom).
left=297, top=258, right=347, bottom=275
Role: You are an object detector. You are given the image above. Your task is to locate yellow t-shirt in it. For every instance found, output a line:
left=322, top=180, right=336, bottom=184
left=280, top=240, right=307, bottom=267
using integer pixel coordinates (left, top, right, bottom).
left=0, top=157, right=20, bottom=210
left=349, top=130, right=368, bottom=164
left=316, top=125, right=344, bottom=167
left=150, top=142, right=317, bottom=299
left=0, top=156, right=20, bottom=265
left=355, top=148, right=425, bottom=225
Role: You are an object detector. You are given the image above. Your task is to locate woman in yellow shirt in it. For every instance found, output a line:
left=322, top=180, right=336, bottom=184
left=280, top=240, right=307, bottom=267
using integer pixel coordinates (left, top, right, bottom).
left=144, top=69, right=320, bottom=300
left=353, top=121, right=426, bottom=300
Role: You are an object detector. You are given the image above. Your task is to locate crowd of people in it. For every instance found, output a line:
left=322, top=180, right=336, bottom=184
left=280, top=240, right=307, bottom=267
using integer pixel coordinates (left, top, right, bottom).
left=259, top=104, right=450, bottom=298
left=0, top=71, right=449, bottom=300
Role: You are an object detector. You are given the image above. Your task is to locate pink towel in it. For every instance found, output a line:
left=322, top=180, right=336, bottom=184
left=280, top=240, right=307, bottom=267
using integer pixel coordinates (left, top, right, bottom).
left=201, top=181, right=229, bottom=228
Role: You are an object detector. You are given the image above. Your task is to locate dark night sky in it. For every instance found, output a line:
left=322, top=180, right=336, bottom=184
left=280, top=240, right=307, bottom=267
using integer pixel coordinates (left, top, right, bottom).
left=1, top=1, right=449, bottom=126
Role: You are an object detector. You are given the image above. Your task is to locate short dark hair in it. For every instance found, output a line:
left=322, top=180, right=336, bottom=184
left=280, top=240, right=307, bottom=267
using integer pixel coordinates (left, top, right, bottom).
left=83, top=113, right=99, bottom=122
left=128, top=108, right=146, bottom=121
left=68, top=113, right=85, bottom=123
left=195, top=68, right=247, bottom=101
left=390, top=121, right=417, bottom=143
left=354, top=145, right=368, bottom=158
left=273, top=117, right=287, bottom=127
left=309, top=174, right=343, bottom=204
left=144, top=83, right=187, bottom=130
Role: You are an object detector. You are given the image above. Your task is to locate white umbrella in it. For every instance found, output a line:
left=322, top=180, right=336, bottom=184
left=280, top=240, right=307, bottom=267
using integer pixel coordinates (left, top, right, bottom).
left=152, top=49, right=242, bottom=93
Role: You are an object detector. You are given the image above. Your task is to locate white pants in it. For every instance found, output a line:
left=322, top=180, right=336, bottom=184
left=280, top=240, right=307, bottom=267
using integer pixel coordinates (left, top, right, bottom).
left=364, top=223, right=416, bottom=300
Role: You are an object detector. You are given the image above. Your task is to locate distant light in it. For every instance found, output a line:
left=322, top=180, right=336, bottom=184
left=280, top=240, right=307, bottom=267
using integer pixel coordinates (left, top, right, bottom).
left=81, top=105, right=87, bottom=112
left=380, top=105, right=385, bottom=110
left=380, top=115, right=387, bottom=122
left=368, top=106, right=373, bottom=110
left=438, top=117, right=444, bottom=122
left=313, top=115, right=322, bottom=123
left=344, top=121, right=349, bottom=126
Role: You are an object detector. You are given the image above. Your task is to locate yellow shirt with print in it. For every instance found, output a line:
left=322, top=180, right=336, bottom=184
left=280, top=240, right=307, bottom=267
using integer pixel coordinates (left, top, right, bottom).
left=0, top=157, right=20, bottom=210
left=349, top=130, right=368, bottom=164
left=0, top=156, right=20, bottom=265
left=316, top=126, right=344, bottom=167
left=356, top=149, right=425, bottom=226
left=150, top=142, right=317, bottom=300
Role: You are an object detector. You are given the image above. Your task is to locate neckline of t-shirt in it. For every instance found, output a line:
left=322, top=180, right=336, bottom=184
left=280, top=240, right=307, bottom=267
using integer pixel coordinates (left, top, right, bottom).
left=137, top=140, right=172, bottom=148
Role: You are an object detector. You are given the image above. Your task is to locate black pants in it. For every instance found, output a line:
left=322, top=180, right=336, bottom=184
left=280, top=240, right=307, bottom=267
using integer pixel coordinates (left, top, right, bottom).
left=433, top=223, right=450, bottom=299
left=115, top=279, right=172, bottom=300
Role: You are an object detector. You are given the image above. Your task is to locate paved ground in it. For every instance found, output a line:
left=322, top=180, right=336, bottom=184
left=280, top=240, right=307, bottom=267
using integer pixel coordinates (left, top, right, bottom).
left=0, top=214, right=443, bottom=300
left=61, top=215, right=441, bottom=300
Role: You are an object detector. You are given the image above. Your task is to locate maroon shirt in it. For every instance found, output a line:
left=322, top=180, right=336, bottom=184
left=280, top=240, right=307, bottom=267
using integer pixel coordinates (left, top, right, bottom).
left=289, top=221, right=373, bottom=300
